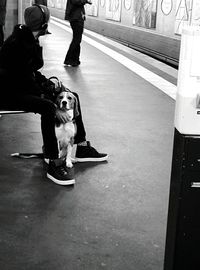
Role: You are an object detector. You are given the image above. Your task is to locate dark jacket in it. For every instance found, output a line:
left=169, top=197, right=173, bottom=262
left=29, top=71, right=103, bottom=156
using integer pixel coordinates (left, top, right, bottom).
left=0, top=24, right=47, bottom=96
left=65, top=0, right=88, bottom=21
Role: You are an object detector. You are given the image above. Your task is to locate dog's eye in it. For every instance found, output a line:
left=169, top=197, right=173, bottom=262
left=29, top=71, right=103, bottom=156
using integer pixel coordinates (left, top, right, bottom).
left=68, top=96, right=72, bottom=100
left=59, top=96, right=63, bottom=100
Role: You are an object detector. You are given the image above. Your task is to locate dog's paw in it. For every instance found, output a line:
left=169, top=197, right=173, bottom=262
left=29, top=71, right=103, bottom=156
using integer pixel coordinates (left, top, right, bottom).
left=66, top=160, right=73, bottom=168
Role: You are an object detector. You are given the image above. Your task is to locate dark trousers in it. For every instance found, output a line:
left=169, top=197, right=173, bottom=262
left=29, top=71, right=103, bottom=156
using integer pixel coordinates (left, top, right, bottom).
left=64, top=20, right=84, bottom=64
left=0, top=92, right=86, bottom=159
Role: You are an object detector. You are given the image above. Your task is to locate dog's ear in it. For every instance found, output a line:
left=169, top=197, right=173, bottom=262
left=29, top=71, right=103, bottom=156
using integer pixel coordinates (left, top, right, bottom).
left=73, top=95, right=79, bottom=118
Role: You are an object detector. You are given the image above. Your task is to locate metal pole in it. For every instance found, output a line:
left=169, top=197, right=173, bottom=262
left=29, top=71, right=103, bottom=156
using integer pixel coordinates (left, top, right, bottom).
left=164, top=26, right=200, bottom=270
left=18, top=0, right=23, bottom=24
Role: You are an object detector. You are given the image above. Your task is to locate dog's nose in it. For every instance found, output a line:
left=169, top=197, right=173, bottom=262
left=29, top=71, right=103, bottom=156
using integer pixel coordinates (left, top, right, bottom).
left=62, top=101, right=67, bottom=107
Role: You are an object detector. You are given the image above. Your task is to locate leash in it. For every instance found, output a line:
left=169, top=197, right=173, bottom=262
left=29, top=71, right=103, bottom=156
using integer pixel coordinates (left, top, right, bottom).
left=11, top=152, right=44, bottom=159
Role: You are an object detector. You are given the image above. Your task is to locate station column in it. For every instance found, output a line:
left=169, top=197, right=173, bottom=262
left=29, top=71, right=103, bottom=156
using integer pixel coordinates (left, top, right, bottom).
left=164, top=26, right=200, bottom=270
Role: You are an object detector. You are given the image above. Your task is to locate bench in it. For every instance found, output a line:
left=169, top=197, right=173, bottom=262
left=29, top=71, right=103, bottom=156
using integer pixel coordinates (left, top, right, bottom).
left=0, top=110, right=43, bottom=158
left=0, top=110, right=27, bottom=120
left=0, top=110, right=26, bottom=115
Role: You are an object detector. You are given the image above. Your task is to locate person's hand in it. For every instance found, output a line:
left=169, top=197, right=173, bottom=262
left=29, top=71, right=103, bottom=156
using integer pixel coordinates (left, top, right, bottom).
left=87, top=0, right=92, bottom=4
left=55, top=109, right=71, bottom=123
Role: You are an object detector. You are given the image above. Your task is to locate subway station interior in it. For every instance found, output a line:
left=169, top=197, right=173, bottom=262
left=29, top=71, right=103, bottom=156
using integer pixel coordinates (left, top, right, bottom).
left=1, top=0, right=200, bottom=270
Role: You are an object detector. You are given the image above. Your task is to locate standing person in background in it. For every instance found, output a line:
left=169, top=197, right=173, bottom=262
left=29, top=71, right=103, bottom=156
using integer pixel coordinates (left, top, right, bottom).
left=32, top=0, right=51, bottom=34
left=64, top=0, right=92, bottom=67
left=0, top=0, right=7, bottom=47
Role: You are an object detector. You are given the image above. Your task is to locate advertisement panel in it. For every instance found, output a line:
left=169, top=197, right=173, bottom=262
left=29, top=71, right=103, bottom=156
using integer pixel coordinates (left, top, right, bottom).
left=105, top=0, right=122, bottom=21
left=85, top=0, right=99, bottom=16
left=132, top=0, right=157, bottom=29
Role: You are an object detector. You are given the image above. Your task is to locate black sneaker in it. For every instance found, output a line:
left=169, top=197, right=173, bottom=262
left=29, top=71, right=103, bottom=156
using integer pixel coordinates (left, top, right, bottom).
left=75, top=141, right=108, bottom=162
left=47, top=160, right=75, bottom=185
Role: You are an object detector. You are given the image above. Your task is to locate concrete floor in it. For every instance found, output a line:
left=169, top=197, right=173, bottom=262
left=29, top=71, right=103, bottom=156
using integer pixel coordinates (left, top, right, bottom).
left=0, top=21, right=176, bottom=270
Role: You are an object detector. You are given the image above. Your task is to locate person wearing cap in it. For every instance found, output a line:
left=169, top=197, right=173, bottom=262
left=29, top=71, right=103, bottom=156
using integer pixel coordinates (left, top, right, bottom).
left=31, top=0, right=51, bottom=34
left=0, top=4, right=108, bottom=186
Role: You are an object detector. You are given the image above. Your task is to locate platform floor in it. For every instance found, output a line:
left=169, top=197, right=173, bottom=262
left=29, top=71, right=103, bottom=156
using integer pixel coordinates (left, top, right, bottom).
left=0, top=18, right=177, bottom=270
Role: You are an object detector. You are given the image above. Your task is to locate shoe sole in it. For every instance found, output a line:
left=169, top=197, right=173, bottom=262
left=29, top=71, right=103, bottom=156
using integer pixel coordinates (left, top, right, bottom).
left=64, top=63, right=80, bottom=67
left=45, top=155, right=108, bottom=164
left=73, top=155, right=108, bottom=163
left=45, top=158, right=75, bottom=164
left=47, top=173, right=75, bottom=185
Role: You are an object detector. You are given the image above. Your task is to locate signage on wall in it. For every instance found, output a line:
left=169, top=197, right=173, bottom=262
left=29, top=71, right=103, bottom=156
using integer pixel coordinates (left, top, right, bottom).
left=48, top=0, right=55, bottom=7
left=132, top=0, right=157, bottom=29
left=124, top=0, right=132, bottom=10
left=100, top=0, right=105, bottom=7
left=191, top=0, right=200, bottom=25
left=86, top=0, right=99, bottom=16
left=48, top=0, right=67, bottom=8
left=55, top=0, right=62, bottom=8
left=174, top=0, right=200, bottom=34
left=161, top=0, right=172, bottom=15
left=106, top=0, right=122, bottom=21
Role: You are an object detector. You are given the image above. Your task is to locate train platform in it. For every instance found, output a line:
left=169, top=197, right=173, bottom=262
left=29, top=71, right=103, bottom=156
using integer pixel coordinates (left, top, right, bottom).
left=0, top=17, right=177, bottom=270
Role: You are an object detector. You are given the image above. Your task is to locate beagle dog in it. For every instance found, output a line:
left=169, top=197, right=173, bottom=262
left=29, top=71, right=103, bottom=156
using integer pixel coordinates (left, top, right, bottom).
left=55, top=89, right=79, bottom=168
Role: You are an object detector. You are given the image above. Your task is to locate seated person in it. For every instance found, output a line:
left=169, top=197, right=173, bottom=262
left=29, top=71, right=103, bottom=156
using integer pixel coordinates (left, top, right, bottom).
left=0, top=4, right=108, bottom=186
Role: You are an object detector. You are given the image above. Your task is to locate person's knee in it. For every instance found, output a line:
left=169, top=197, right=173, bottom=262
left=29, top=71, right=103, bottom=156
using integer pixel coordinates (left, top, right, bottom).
left=41, top=99, right=56, bottom=116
